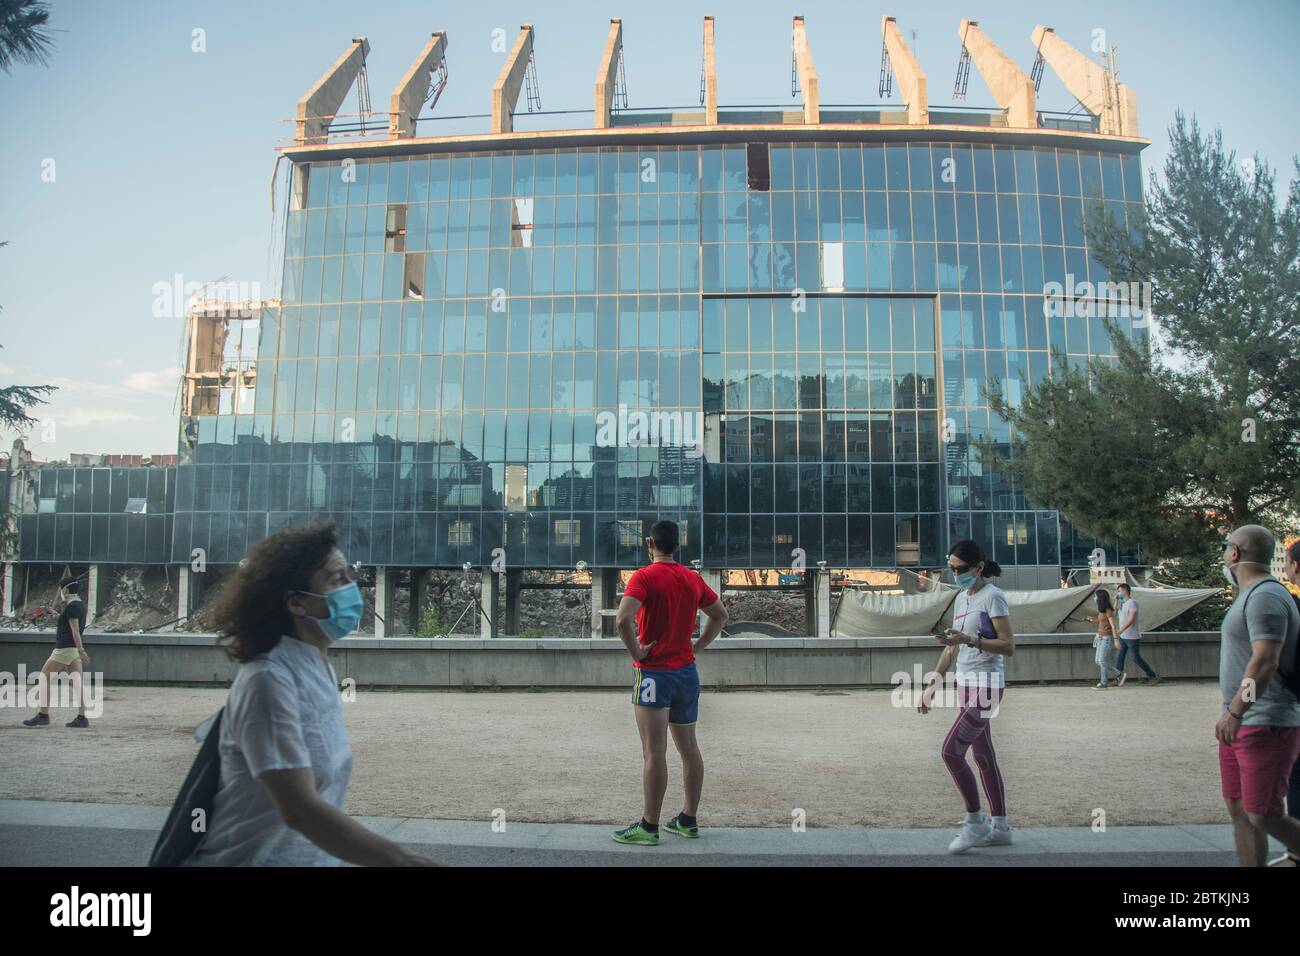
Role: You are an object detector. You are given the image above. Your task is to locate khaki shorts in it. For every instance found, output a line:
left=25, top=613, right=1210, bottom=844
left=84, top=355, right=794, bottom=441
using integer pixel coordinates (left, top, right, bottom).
left=49, top=647, right=82, bottom=666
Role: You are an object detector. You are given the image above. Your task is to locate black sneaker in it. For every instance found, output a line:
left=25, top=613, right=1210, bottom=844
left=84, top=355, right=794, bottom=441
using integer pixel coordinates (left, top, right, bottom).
left=66, top=715, right=89, bottom=728
left=22, top=713, right=50, bottom=727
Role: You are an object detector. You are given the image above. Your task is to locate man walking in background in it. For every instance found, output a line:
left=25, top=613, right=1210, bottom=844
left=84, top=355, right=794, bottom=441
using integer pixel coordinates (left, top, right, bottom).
left=1217, top=525, right=1300, bottom=867
left=612, top=520, right=728, bottom=846
left=1114, top=583, right=1161, bottom=685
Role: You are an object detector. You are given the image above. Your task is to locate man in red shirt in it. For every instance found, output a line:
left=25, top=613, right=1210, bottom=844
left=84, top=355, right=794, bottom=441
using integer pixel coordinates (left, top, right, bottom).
left=612, top=520, right=728, bottom=846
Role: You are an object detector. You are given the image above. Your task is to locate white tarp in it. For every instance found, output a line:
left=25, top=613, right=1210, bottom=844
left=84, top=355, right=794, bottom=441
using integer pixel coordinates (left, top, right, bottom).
left=936, top=584, right=1097, bottom=635
left=834, top=583, right=1217, bottom=637
left=834, top=585, right=958, bottom=637
left=1061, top=586, right=1220, bottom=633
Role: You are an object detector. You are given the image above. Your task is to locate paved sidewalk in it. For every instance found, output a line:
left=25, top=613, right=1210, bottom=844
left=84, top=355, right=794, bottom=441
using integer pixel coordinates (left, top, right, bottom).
left=0, top=800, right=1266, bottom=867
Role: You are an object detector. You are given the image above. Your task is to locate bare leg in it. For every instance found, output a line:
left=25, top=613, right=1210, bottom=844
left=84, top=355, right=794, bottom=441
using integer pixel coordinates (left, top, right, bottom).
left=669, top=722, right=704, bottom=818
left=634, top=705, right=669, bottom=825
left=35, top=658, right=64, bottom=715
left=1225, top=798, right=1267, bottom=867
left=68, top=658, right=86, bottom=717
left=1246, top=811, right=1300, bottom=860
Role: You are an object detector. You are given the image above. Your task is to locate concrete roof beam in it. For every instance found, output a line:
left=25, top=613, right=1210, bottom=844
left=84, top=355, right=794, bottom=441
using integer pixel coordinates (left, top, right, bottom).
left=881, top=16, right=928, bottom=125
left=491, top=24, right=535, bottom=134
left=389, top=32, right=448, bottom=140
left=792, top=15, right=819, bottom=125
left=295, top=37, right=370, bottom=146
left=594, top=19, right=622, bottom=130
left=702, top=16, right=718, bottom=126
left=958, top=19, right=1037, bottom=129
left=1031, top=25, right=1139, bottom=137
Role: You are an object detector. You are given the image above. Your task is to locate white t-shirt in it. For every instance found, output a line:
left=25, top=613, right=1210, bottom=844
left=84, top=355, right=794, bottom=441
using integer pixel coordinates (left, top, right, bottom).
left=187, top=635, right=352, bottom=867
left=953, top=582, right=1011, bottom=688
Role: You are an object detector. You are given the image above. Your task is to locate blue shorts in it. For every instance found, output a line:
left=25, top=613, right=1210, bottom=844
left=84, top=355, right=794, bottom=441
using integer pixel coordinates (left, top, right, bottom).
left=632, top=663, right=700, bottom=725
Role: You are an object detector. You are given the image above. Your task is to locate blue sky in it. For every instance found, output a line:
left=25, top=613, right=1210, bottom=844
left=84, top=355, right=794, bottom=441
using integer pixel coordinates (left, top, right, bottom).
left=1, top=0, right=1297, bottom=459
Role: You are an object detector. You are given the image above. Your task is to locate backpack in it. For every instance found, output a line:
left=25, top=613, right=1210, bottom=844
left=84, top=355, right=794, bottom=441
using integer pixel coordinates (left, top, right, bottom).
left=147, top=708, right=223, bottom=867
left=1240, top=580, right=1300, bottom=700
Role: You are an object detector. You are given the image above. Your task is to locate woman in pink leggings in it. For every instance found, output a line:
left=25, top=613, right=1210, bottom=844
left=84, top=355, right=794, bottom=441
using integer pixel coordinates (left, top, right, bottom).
left=918, top=539, right=1017, bottom=854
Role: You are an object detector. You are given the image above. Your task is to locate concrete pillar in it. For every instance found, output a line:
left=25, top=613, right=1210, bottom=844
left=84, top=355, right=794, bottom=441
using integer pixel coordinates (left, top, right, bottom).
left=2, top=563, right=15, bottom=618
left=881, top=16, right=929, bottom=125
left=958, top=20, right=1037, bottom=129
left=803, top=573, right=816, bottom=637
left=481, top=572, right=501, bottom=639
left=177, top=566, right=194, bottom=624
left=816, top=570, right=832, bottom=639
left=491, top=24, right=535, bottom=134
left=409, top=568, right=427, bottom=633
left=504, top=569, right=522, bottom=635
left=791, top=16, right=820, bottom=125
left=1031, top=25, right=1139, bottom=137
left=594, top=19, right=622, bottom=129
left=295, top=38, right=370, bottom=145
left=87, top=565, right=112, bottom=622
left=699, top=569, right=722, bottom=634
left=374, top=567, right=393, bottom=638
left=701, top=16, right=718, bottom=125
left=389, top=32, right=448, bottom=138
left=591, top=568, right=619, bottom=639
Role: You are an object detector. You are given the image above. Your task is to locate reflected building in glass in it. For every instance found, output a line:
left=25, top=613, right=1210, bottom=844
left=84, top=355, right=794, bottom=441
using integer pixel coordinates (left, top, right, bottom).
left=12, top=18, right=1147, bottom=615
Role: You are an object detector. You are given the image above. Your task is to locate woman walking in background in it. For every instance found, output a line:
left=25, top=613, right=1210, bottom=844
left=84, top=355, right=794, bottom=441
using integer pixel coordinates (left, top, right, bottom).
left=918, top=539, right=1016, bottom=854
left=1090, top=589, right=1125, bottom=690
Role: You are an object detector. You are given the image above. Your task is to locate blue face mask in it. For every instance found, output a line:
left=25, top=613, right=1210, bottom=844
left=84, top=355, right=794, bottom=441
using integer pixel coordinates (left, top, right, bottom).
left=952, top=569, right=978, bottom=589
left=298, top=582, right=364, bottom=641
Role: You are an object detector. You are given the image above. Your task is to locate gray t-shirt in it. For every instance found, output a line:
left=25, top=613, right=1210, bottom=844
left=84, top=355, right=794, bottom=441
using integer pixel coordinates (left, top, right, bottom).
left=188, top=635, right=353, bottom=866
left=1117, top=598, right=1140, bottom=641
left=1219, top=578, right=1300, bottom=726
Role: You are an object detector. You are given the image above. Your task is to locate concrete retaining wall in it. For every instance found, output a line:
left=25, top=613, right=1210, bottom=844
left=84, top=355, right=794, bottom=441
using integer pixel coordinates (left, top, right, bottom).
left=0, top=630, right=1220, bottom=689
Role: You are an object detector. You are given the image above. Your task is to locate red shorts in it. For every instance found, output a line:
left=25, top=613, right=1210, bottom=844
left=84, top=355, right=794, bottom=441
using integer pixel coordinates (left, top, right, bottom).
left=1219, top=725, right=1300, bottom=815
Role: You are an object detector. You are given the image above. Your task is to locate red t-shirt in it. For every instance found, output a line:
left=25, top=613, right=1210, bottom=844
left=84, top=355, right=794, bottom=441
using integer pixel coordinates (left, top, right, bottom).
left=623, top=561, right=719, bottom=671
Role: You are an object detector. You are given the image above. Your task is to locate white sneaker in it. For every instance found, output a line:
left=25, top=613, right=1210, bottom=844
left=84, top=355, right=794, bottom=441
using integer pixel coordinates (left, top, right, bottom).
left=1116, top=672, right=1128, bottom=687
left=947, top=815, right=991, bottom=854
left=979, top=823, right=1013, bottom=847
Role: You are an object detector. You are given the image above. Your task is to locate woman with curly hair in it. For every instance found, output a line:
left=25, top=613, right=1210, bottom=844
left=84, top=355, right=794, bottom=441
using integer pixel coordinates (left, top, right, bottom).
left=187, top=523, right=436, bottom=866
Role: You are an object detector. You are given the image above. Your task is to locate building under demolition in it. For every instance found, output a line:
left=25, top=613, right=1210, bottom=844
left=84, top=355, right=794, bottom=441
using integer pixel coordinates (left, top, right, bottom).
left=4, top=15, right=1150, bottom=636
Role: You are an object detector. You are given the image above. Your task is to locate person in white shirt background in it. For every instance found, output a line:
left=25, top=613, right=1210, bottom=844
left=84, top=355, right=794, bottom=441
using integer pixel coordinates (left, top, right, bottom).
left=1113, top=582, right=1161, bottom=685
left=187, top=522, right=438, bottom=867
left=918, top=538, right=1017, bottom=854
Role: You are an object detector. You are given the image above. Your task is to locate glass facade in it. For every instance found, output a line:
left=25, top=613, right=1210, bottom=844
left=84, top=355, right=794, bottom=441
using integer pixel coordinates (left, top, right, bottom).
left=18, top=137, right=1145, bottom=570
left=16, top=467, right=174, bottom=564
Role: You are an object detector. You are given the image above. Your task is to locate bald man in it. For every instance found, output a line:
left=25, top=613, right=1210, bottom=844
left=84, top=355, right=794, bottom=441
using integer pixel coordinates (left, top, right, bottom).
left=1216, top=524, right=1300, bottom=866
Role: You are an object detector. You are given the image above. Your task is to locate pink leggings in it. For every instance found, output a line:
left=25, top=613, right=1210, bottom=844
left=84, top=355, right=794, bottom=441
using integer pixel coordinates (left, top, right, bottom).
left=941, top=684, right=1006, bottom=817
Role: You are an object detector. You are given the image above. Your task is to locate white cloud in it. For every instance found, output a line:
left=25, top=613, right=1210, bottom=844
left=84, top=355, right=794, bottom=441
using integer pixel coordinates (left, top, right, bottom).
left=123, top=367, right=181, bottom=395
left=59, top=407, right=148, bottom=428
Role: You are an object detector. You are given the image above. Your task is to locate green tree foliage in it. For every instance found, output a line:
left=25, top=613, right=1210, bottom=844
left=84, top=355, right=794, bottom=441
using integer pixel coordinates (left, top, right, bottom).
left=987, top=114, right=1300, bottom=564
left=0, top=0, right=53, bottom=73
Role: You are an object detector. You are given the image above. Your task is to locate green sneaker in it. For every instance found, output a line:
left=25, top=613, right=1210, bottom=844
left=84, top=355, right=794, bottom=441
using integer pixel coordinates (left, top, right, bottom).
left=663, top=815, right=700, bottom=839
left=612, top=821, right=659, bottom=846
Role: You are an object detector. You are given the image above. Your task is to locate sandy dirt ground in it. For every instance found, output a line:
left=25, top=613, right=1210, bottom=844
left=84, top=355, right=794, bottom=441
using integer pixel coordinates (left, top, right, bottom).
left=0, top=680, right=1225, bottom=828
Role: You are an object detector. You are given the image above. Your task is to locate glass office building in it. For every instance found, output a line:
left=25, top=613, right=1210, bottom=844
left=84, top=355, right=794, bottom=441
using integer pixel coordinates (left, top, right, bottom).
left=14, top=35, right=1146, bottom=583
left=149, top=136, right=1142, bottom=577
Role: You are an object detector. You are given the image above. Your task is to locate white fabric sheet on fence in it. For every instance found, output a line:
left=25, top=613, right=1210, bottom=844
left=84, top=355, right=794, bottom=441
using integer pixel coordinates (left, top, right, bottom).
left=1060, top=586, right=1220, bottom=633
left=834, top=583, right=1220, bottom=637
left=834, top=585, right=958, bottom=637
